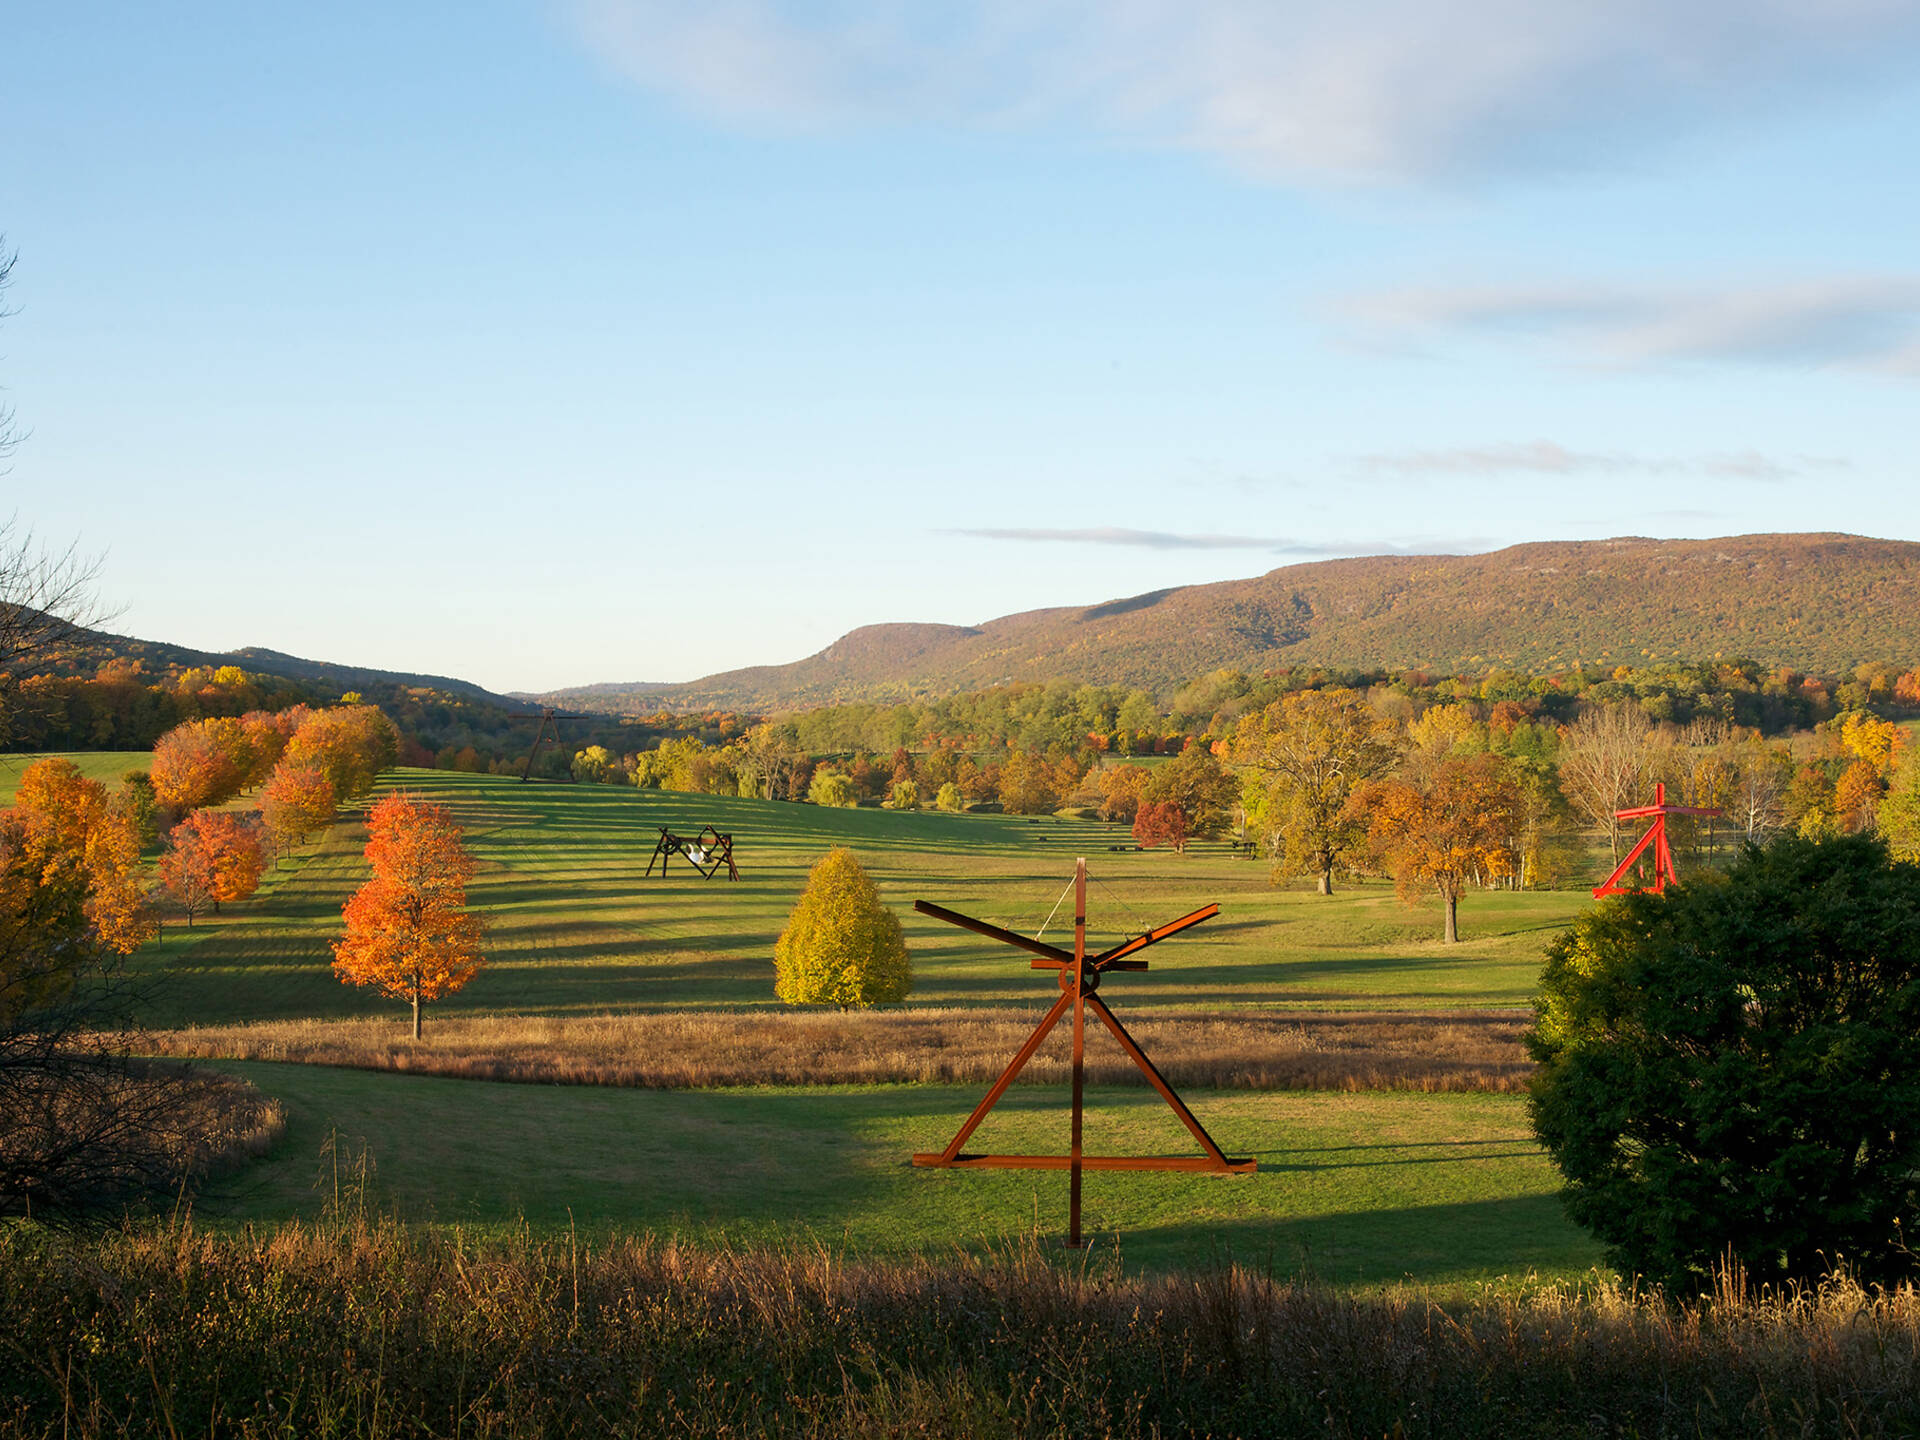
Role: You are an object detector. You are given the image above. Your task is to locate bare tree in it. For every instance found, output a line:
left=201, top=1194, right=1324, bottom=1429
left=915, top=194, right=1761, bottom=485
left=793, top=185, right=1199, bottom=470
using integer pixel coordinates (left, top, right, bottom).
left=1557, top=704, right=1667, bottom=859
left=0, top=242, right=112, bottom=744
left=0, top=239, right=18, bottom=468
left=1728, top=735, right=1794, bottom=842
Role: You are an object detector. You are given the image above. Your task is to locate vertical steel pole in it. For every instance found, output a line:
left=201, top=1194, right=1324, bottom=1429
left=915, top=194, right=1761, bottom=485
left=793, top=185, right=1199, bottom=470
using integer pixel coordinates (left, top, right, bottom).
left=1069, top=856, right=1086, bottom=1248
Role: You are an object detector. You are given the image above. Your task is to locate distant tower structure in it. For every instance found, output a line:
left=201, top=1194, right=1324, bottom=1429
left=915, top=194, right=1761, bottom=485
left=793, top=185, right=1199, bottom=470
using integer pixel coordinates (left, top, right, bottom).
left=508, top=707, right=588, bottom=783
left=1592, top=782, right=1722, bottom=898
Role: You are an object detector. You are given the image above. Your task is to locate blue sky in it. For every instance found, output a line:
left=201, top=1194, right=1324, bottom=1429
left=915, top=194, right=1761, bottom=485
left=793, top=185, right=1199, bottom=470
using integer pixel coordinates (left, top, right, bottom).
left=5, top=1, right=1920, bottom=692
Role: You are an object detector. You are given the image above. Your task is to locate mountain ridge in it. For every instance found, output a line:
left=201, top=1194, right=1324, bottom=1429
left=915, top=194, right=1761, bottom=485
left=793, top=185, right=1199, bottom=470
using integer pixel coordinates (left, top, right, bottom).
left=534, top=533, right=1920, bottom=713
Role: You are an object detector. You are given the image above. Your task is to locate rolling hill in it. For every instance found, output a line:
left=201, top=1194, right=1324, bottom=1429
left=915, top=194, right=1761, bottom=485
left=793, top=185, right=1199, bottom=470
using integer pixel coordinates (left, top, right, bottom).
left=538, top=534, right=1920, bottom=712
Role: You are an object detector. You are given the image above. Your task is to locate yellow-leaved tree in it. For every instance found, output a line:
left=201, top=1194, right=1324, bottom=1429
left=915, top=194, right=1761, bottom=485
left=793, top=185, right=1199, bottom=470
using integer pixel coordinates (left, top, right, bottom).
left=773, top=848, right=911, bottom=1009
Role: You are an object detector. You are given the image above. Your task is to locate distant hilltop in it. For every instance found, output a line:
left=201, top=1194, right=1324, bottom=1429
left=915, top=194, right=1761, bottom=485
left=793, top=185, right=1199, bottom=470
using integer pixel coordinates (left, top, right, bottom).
left=533, top=533, right=1920, bottom=713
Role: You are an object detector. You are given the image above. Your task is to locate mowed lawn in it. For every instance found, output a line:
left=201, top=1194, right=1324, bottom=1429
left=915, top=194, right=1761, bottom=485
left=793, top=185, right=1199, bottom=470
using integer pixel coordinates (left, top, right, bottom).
left=0, top=749, right=150, bottom=803
left=136, top=767, right=1591, bottom=1026
left=214, top=1060, right=1600, bottom=1287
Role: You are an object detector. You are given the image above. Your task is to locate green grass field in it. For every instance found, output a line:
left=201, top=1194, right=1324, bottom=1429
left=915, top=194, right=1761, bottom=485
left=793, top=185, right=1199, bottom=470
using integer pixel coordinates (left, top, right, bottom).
left=3, top=759, right=1609, bottom=1286
left=0, top=748, right=150, bottom=803
left=135, top=766, right=1589, bottom=1027
left=217, top=1060, right=1599, bottom=1286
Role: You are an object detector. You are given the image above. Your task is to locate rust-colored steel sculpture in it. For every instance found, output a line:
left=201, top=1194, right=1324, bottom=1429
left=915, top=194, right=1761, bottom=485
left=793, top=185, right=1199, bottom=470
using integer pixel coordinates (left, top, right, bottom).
left=1591, top=781, right=1721, bottom=898
left=645, top=825, right=739, bottom=881
left=507, top=707, right=589, bottom=784
left=913, top=858, right=1252, bottom=1248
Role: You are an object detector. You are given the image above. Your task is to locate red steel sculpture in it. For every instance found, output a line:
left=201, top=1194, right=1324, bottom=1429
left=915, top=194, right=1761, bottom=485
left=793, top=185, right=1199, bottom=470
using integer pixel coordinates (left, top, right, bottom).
left=1591, top=781, right=1721, bottom=898
left=912, top=857, right=1253, bottom=1248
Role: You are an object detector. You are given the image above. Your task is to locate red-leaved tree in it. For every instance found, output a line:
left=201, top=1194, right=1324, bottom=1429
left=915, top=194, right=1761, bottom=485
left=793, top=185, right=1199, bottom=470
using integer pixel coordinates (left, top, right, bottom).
left=331, top=792, right=486, bottom=1038
left=1133, top=801, right=1189, bottom=853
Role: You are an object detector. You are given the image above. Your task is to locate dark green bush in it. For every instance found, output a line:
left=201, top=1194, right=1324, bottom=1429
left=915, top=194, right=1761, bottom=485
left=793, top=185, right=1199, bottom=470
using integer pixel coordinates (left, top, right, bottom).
left=1529, top=831, right=1920, bottom=1295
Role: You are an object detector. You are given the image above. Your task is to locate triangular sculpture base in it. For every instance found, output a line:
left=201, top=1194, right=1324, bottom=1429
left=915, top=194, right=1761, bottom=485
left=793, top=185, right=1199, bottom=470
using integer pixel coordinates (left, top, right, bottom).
left=912, top=859, right=1253, bottom=1248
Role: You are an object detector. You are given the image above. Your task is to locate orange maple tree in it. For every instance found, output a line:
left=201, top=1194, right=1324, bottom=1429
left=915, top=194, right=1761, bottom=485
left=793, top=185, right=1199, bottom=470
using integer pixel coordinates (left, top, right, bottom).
left=331, top=792, right=486, bottom=1037
left=8, top=757, right=157, bottom=954
left=150, top=720, right=247, bottom=815
left=159, top=810, right=266, bottom=925
left=259, top=763, right=336, bottom=851
left=1360, top=753, right=1522, bottom=943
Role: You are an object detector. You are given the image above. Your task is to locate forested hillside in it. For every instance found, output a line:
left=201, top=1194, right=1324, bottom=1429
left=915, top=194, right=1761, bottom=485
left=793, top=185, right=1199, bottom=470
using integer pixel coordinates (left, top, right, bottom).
left=541, top=534, right=1920, bottom=712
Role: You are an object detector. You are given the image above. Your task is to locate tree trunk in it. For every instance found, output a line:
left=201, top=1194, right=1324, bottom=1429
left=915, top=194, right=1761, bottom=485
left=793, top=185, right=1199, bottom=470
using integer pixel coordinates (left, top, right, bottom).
left=412, top=985, right=422, bottom=1040
left=1317, top=867, right=1333, bottom=896
left=1443, top=891, right=1459, bottom=943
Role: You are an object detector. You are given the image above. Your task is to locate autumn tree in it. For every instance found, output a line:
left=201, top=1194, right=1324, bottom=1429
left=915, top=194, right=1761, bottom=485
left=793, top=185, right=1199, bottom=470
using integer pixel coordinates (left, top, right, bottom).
left=1361, top=753, right=1523, bottom=943
left=773, top=848, right=911, bottom=1009
left=1097, top=763, right=1151, bottom=823
left=1233, top=688, right=1399, bottom=895
left=150, top=719, right=246, bottom=815
left=1840, top=710, right=1908, bottom=778
left=259, top=763, right=337, bottom=852
left=331, top=792, right=487, bottom=1038
left=730, top=723, right=804, bottom=801
left=887, top=779, right=919, bottom=810
left=1144, top=744, right=1239, bottom=837
left=159, top=810, right=266, bottom=924
left=999, top=751, right=1061, bottom=815
left=284, top=705, right=399, bottom=803
left=239, top=709, right=293, bottom=787
left=8, top=758, right=155, bottom=955
left=1133, top=800, right=1189, bottom=853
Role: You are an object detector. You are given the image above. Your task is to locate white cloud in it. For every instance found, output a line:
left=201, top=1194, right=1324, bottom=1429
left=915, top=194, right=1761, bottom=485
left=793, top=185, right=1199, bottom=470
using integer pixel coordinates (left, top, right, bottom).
left=944, top=527, right=1497, bottom=556
left=569, top=0, right=1920, bottom=180
left=1356, top=441, right=1844, bottom=480
left=1348, top=277, right=1920, bottom=372
left=946, top=526, right=1302, bottom=551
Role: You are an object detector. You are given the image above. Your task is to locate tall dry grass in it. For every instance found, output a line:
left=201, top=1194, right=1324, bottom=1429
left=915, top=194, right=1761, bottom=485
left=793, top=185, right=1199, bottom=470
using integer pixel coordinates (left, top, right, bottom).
left=4, top=1211, right=1917, bottom=1438
left=143, top=1007, right=1533, bottom=1092
left=0, top=1061, right=285, bottom=1218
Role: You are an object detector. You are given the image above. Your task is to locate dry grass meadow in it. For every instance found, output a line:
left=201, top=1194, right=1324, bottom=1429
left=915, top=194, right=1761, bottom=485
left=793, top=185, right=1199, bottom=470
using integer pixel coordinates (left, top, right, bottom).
left=145, top=1006, right=1533, bottom=1092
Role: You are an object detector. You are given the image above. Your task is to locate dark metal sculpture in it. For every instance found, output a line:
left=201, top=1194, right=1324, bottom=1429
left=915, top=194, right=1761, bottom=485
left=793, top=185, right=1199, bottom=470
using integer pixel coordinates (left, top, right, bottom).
left=913, top=857, right=1252, bottom=1248
left=508, top=707, right=589, bottom=784
left=1592, top=781, right=1721, bottom=898
left=645, top=825, right=739, bottom=881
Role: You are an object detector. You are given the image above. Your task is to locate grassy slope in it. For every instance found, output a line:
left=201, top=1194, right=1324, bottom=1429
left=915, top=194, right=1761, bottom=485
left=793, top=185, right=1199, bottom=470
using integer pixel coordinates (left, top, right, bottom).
left=0, top=749, right=150, bottom=803
left=135, top=767, right=1589, bottom=1026
left=126, top=767, right=1601, bottom=1286
left=216, top=1060, right=1598, bottom=1286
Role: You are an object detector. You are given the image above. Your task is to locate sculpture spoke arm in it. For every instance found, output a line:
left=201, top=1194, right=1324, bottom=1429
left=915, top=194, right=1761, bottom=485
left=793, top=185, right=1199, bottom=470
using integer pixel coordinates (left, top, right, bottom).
left=1091, top=904, right=1220, bottom=969
left=912, top=900, right=1075, bottom=966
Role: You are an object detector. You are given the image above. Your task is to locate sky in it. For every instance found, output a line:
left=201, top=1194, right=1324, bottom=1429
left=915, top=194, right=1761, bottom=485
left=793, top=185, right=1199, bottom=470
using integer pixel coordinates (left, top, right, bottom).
left=5, top=1, right=1920, bottom=693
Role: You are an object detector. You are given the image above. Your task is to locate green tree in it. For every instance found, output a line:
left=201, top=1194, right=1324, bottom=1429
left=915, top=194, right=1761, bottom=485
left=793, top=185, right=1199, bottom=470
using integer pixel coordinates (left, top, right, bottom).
left=934, top=781, right=963, bottom=812
left=571, top=745, right=615, bottom=783
left=808, top=769, right=857, bottom=808
left=773, top=848, right=911, bottom=1009
left=1881, top=754, right=1920, bottom=863
left=1529, top=832, right=1920, bottom=1295
left=1233, top=689, right=1399, bottom=895
left=887, top=779, right=919, bottom=810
